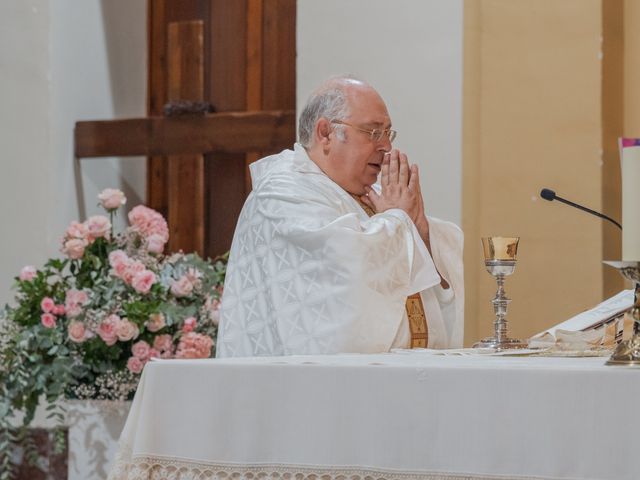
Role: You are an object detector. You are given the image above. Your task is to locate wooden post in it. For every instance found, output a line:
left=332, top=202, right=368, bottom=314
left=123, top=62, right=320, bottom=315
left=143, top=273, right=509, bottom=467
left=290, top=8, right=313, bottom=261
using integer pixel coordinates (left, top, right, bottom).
left=167, top=20, right=205, bottom=255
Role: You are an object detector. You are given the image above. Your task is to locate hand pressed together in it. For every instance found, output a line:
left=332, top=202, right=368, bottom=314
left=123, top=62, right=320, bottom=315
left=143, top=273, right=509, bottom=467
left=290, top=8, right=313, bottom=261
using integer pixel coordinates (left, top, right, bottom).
left=360, top=149, right=427, bottom=231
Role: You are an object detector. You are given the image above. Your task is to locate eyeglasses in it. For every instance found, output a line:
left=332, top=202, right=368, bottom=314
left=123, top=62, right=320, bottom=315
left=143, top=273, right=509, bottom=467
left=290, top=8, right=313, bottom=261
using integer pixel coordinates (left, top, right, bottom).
left=331, top=120, right=397, bottom=143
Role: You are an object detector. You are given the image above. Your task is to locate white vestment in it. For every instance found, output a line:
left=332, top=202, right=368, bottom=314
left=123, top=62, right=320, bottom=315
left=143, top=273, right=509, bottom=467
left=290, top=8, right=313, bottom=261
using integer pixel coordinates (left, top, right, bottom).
left=216, top=144, right=464, bottom=357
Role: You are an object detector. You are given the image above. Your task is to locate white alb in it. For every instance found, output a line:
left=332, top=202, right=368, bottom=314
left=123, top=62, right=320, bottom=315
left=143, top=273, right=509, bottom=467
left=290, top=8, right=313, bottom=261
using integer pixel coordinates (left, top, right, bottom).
left=216, top=144, right=463, bottom=357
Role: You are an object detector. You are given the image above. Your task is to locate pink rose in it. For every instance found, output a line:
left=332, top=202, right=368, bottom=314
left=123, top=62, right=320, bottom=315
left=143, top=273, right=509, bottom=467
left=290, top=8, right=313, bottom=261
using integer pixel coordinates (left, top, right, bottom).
left=170, top=276, right=194, bottom=298
left=122, top=260, right=145, bottom=284
left=98, top=188, right=126, bottom=210
left=62, top=238, right=87, bottom=260
left=68, top=321, right=86, bottom=343
left=40, top=297, right=55, bottom=313
left=109, top=252, right=131, bottom=280
left=41, top=313, right=56, bottom=329
left=53, top=304, right=65, bottom=316
left=65, top=289, right=88, bottom=305
left=109, top=250, right=128, bottom=267
left=131, top=270, right=156, bottom=294
left=128, top=205, right=169, bottom=242
left=65, top=221, right=88, bottom=240
left=146, top=313, right=166, bottom=332
left=65, top=289, right=89, bottom=318
left=19, top=266, right=37, bottom=281
left=98, top=314, right=120, bottom=346
left=182, top=316, right=197, bottom=333
left=127, top=356, right=144, bottom=374
left=131, top=340, right=151, bottom=360
left=85, top=215, right=111, bottom=241
left=146, top=233, right=166, bottom=254
left=175, top=332, right=213, bottom=359
left=153, top=334, right=174, bottom=358
left=206, top=296, right=221, bottom=326
left=116, top=318, right=139, bottom=342
left=148, top=348, right=161, bottom=359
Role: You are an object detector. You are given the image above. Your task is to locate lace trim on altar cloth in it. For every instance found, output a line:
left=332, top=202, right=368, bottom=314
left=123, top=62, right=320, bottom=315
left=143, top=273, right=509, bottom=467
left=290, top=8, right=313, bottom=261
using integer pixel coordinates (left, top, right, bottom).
left=108, top=447, right=555, bottom=480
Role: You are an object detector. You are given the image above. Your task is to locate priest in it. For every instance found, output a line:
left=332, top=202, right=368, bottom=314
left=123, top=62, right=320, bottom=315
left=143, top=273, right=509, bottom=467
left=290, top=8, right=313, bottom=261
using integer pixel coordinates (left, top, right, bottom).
left=216, top=76, right=463, bottom=357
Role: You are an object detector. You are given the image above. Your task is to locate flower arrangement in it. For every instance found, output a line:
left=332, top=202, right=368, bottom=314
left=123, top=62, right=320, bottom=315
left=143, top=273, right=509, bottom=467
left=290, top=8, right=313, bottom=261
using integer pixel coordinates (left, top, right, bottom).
left=0, top=188, right=226, bottom=479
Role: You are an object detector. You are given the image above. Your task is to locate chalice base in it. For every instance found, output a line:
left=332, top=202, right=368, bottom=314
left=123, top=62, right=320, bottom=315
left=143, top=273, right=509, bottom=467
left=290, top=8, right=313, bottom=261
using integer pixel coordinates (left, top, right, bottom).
left=605, top=334, right=640, bottom=366
left=473, top=336, right=528, bottom=350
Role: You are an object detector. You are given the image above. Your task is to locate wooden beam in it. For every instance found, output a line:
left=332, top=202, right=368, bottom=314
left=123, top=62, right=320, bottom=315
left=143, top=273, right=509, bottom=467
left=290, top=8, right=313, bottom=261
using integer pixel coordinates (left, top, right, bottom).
left=74, top=110, right=295, bottom=158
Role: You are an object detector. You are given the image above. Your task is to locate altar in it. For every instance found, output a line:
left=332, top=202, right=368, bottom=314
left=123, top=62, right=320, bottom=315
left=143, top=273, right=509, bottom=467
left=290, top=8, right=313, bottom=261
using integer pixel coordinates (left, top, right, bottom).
left=108, top=352, right=639, bottom=480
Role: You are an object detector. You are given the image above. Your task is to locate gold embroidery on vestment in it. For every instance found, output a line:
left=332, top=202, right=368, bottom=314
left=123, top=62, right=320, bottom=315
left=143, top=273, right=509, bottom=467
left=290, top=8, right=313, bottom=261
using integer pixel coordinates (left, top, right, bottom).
left=350, top=194, right=429, bottom=349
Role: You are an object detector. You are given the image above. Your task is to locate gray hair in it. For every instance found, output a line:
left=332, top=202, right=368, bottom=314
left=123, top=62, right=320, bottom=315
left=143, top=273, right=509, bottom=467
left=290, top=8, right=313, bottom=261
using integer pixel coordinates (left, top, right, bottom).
left=298, top=75, right=364, bottom=148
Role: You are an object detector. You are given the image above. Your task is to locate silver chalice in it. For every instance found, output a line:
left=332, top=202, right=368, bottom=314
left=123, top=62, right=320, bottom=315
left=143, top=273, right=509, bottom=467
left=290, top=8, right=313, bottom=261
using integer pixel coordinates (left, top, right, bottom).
left=474, top=236, right=528, bottom=350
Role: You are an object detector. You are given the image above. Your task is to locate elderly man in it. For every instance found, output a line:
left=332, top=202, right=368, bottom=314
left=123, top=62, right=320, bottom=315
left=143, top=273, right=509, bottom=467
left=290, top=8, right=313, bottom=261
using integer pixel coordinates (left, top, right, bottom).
left=216, top=76, right=463, bottom=357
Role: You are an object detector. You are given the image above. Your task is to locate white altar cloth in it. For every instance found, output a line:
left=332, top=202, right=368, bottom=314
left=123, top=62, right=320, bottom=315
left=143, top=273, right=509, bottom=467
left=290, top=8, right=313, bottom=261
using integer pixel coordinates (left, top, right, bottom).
left=109, top=352, right=640, bottom=480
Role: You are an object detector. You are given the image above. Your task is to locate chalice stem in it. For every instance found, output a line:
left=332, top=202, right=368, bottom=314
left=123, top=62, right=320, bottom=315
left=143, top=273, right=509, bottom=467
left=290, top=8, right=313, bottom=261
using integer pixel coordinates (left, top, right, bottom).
left=492, top=274, right=511, bottom=343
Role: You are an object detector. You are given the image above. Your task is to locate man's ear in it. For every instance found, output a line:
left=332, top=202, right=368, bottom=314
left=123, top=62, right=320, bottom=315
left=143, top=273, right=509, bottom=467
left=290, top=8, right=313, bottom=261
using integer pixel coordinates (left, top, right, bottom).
left=315, top=118, right=332, bottom=147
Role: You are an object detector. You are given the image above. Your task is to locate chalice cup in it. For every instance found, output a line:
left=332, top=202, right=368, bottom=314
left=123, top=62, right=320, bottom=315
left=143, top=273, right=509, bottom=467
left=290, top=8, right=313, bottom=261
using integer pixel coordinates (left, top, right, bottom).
left=473, top=237, right=528, bottom=350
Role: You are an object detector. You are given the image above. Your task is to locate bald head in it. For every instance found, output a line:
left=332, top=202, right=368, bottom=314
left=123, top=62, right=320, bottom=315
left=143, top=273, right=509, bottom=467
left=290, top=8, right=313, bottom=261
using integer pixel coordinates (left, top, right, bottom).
left=298, top=75, right=374, bottom=148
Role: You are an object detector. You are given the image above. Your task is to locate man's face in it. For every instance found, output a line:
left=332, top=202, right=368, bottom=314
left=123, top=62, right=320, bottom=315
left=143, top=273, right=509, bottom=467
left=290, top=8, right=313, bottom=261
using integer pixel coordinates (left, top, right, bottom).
left=327, top=86, right=393, bottom=195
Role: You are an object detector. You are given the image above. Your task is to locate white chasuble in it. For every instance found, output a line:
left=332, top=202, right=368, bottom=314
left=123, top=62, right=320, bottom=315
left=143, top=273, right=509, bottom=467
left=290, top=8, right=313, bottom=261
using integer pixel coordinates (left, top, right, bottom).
left=216, top=144, right=464, bottom=357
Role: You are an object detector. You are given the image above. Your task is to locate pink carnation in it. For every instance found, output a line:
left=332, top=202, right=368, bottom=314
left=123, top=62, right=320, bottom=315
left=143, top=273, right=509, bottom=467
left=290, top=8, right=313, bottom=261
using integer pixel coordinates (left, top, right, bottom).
left=19, top=266, right=37, bottom=282
left=131, top=340, right=151, bottom=360
left=175, top=332, right=213, bottom=359
left=40, top=297, right=55, bottom=313
left=41, top=313, right=56, bottom=329
left=98, top=188, right=126, bottom=210
left=131, top=270, right=156, bottom=294
left=53, top=304, right=66, bottom=316
left=116, top=318, right=139, bottom=342
left=98, top=314, right=120, bottom=346
left=128, top=205, right=169, bottom=243
left=127, top=356, right=144, bottom=374
left=153, top=334, right=174, bottom=358
left=85, top=215, right=111, bottom=242
left=68, top=321, right=86, bottom=343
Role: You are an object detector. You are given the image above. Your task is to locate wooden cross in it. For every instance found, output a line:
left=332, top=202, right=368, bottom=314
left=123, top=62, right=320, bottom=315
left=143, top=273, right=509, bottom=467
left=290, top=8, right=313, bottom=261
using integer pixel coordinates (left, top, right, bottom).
left=74, top=5, right=295, bottom=258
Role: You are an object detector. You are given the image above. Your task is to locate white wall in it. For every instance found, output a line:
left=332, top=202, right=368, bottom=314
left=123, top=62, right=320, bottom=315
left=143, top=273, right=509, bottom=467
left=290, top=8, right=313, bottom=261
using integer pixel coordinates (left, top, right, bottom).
left=297, top=0, right=463, bottom=224
left=0, top=0, right=147, bottom=307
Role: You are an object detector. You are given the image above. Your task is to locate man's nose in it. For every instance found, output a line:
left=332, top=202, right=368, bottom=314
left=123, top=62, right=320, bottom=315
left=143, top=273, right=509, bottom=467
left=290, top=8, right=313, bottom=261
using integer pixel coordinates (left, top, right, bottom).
left=378, top=135, right=392, bottom=151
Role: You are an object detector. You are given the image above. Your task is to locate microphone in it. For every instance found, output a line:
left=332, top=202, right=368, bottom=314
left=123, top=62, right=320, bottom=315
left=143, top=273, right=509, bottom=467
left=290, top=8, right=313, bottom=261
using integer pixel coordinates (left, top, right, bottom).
left=540, top=188, right=622, bottom=230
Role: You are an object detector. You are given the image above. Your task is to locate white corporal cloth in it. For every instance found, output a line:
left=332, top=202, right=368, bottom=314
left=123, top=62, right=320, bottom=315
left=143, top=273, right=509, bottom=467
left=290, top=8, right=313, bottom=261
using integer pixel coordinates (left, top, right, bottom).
left=109, top=353, right=640, bottom=480
left=216, top=144, right=464, bottom=357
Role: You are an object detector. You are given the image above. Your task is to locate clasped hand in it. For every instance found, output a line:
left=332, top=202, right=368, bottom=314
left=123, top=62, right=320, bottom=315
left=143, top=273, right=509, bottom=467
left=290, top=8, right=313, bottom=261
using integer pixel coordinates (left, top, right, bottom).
left=361, top=150, right=426, bottom=230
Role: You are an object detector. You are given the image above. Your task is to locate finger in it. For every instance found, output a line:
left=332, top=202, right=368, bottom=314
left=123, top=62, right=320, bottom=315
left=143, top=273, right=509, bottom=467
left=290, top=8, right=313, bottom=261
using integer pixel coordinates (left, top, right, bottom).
left=408, top=164, right=420, bottom=192
left=399, top=153, right=409, bottom=186
left=388, top=149, right=399, bottom=184
left=381, top=153, right=391, bottom=187
left=364, top=185, right=380, bottom=202
left=360, top=193, right=376, bottom=212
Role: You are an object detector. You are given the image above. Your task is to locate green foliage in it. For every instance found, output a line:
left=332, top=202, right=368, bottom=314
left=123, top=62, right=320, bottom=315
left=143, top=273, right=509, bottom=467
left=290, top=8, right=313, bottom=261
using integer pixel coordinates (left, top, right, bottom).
left=0, top=195, right=227, bottom=479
